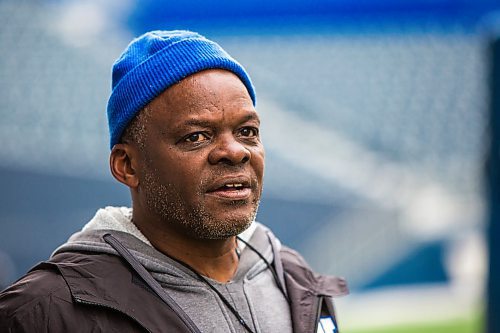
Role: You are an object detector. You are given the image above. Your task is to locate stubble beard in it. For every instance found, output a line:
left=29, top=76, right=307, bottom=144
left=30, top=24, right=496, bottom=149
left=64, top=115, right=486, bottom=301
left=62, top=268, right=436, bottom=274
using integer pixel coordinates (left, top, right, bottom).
left=141, top=167, right=260, bottom=240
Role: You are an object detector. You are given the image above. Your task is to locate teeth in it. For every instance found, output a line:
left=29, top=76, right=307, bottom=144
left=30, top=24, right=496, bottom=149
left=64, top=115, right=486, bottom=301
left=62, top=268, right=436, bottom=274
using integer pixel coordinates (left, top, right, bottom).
left=225, top=183, right=243, bottom=188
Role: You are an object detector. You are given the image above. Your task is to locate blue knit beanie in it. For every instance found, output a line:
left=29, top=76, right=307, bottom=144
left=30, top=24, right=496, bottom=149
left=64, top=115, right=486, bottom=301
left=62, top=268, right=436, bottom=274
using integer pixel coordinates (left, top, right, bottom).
left=107, top=30, right=256, bottom=149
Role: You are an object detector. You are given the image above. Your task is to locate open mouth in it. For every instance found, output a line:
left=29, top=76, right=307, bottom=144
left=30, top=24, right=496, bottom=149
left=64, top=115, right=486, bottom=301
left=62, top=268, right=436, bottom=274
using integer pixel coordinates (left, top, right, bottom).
left=219, top=183, right=245, bottom=190
left=206, top=179, right=252, bottom=200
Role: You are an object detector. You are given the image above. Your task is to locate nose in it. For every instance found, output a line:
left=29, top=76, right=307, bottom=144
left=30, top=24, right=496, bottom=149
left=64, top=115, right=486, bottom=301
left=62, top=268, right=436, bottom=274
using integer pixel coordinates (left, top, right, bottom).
left=208, top=134, right=251, bottom=165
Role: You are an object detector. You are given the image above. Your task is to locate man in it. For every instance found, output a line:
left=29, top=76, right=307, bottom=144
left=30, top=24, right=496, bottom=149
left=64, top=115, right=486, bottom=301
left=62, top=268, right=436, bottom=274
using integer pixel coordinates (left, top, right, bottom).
left=0, top=30, right=347, bottom=332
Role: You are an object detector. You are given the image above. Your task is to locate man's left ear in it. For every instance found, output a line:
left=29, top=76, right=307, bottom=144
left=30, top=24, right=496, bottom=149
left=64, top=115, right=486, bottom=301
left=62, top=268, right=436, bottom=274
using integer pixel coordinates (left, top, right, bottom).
left=109, top=143, right=140, bottom=188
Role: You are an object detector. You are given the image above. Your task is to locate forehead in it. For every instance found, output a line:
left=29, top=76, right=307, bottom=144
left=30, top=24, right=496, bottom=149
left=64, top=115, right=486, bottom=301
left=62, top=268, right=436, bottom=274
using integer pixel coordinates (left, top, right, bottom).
left=147, top=69, right=256, bottom=123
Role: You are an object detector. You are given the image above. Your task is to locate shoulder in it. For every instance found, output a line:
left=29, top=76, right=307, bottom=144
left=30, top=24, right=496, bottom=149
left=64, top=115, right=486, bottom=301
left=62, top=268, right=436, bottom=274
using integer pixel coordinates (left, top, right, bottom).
left=279, top=245, right=311, bottom=268
left=254, top=222, right=315, bottom=274
left=279, top=244, right=318, bottom=286
left=0, top=260, right=71, bottom=331
left=0, top=251, right=130, bottom=332
left=279, top=244, right=349, bottom=297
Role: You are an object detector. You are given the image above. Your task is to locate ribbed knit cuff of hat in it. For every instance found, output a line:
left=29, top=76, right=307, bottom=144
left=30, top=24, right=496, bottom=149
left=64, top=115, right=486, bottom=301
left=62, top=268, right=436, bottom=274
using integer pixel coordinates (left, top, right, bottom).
left=107, top=30, right=256, bottom=149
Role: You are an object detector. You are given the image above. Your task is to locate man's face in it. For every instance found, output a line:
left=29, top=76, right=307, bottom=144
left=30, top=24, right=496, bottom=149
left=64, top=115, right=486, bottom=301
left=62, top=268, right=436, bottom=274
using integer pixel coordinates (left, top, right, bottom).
left=136, top=69, right=264, bottom=239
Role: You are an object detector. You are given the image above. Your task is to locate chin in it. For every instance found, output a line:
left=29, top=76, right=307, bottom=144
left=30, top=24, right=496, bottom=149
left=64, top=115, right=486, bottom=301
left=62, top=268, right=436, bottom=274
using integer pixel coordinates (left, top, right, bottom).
left=196, top=216, right=254, bottom=240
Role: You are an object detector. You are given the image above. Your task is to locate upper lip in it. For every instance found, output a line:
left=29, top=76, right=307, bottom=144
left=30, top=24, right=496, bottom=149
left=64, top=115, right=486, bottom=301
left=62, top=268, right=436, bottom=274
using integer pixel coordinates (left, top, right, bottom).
left=206, top=175, right=252, bottom=192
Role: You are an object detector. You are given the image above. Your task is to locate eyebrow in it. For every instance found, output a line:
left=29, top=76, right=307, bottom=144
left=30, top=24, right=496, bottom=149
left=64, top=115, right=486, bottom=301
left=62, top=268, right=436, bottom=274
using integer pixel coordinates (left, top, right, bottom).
left=242, top=113, right=261, bottom=124
left=182, top=119, right=213, bottom=127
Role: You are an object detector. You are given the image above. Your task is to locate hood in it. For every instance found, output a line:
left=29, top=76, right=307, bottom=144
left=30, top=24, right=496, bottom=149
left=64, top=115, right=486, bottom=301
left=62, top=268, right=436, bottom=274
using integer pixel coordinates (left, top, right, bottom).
left=52, top=206, right=272, bottom=285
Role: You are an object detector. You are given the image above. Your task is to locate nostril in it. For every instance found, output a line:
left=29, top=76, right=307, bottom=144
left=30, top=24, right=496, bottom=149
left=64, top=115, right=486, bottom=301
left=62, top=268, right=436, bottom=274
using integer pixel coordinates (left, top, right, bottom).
left=208, top=136, right=252, bottom=165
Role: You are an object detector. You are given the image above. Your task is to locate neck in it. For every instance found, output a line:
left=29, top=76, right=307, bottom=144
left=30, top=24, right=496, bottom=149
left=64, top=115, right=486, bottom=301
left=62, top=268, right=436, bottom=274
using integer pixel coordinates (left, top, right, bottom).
left=132, top=210, right=239, bottom=283
left=165, top=236, right=240, bottom=283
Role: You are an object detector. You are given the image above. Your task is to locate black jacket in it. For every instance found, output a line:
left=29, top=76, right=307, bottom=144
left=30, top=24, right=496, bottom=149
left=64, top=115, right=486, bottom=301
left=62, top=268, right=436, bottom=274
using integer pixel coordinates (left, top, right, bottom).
left=0, top=233, right=348, bottom=333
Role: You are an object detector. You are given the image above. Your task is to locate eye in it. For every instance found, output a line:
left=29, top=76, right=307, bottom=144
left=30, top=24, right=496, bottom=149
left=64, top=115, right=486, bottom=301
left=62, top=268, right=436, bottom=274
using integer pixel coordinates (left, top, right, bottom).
left=184, top=132, right=209, bottom=143
left=239, top=127, right=258, bottom=137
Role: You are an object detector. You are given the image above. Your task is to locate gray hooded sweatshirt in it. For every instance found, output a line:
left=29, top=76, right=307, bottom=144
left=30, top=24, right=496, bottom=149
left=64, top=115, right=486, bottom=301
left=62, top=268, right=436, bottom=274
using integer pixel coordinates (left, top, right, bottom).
left=52, top=206, right=293, bottom=333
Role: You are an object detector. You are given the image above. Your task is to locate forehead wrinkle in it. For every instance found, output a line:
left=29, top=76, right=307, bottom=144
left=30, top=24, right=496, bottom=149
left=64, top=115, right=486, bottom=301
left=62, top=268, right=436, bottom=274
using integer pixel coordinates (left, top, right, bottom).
left=148, top=70, right=256, bottom=131
left=179, top=108, right=259, bottom=128
left=182, top=119, right=214, bottom=127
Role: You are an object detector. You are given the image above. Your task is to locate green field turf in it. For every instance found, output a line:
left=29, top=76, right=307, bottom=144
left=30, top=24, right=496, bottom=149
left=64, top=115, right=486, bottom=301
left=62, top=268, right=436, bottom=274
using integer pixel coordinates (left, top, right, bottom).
left=346, top=312, right=482, bottom=333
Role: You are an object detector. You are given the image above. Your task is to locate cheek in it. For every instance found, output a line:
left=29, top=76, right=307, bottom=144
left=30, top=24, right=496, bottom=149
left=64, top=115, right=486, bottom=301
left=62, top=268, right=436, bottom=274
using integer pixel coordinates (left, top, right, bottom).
left=161, top=154, right=206, bottom=187
left=140, top=151, right=184, bottom=186
left=251, top=146, right=265, bottom=176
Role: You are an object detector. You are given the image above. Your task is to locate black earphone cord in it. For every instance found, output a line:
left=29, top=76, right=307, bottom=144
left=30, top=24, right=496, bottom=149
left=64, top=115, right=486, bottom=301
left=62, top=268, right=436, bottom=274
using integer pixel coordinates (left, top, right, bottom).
left=172, top=236, right=290, bottom=333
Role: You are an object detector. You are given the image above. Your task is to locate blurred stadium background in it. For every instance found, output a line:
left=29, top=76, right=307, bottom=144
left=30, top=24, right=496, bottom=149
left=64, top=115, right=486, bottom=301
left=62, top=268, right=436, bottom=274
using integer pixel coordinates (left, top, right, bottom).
left=1, top=0, right=499, bottom=332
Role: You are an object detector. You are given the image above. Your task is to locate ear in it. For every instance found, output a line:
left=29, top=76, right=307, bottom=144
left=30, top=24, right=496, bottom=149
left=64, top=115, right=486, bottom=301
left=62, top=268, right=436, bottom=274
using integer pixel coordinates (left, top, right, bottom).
left=109, top=143, right=140, bottom=188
